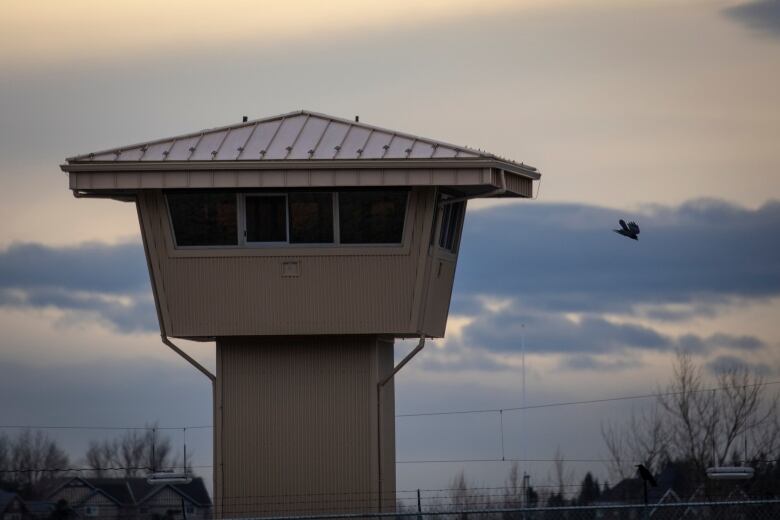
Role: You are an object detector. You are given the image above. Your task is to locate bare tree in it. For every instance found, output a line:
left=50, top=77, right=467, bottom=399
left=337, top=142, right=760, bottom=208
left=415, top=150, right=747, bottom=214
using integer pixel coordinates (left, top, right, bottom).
left=601, top=403, right=669, bottom=482
left=658, top=351, right=780, bottom=473
left=603, top=351, right=780, bottom=482
left=450, top=470, right=484, bottom=518
left=7, top=429, right=69, bottom=492
left=92, top=424, right=178, bottom=477
left=85, top=439, right=118, bottom=477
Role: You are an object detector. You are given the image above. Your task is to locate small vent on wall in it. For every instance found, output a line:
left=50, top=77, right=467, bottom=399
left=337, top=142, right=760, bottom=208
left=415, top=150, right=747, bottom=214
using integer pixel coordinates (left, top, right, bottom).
left=281, top=261, right=300, bottom=278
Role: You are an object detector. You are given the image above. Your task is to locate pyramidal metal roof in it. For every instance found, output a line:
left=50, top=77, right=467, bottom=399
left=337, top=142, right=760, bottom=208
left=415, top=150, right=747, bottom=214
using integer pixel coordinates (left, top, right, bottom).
left=66, top=110, right=537, bottom=174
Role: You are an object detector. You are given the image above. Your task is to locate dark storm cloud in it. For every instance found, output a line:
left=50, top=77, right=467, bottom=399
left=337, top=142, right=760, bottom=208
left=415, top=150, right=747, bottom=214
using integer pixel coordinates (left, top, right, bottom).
left=0, top=241, right=155, bottom=333
left=455, top=199, right=780, bottom=316
left=455, top=305, right=766, bottom=359
left=724, top=0, right=780, bottom=38
left=0, top=242, right=148, bottom=293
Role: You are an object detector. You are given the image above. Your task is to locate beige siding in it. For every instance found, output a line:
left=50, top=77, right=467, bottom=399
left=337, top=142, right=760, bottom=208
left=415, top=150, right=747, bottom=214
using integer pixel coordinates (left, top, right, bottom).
left=215, top=336, right=394, bottom=517
left=138, top=187, right=455, bottom=338
left=503, top=171, right=533, bottom=197
left=72, top=168, right=491, bottom=191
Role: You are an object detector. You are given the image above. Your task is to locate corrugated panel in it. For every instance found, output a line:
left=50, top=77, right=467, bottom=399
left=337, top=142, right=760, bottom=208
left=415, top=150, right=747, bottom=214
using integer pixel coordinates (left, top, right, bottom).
left=70, top=168, right=492, bottom=190
left=164, top=254, right=416, bottom=337
left=216, top=336, right=394, bottom=516
left=505, top=172, right=533, bottom=197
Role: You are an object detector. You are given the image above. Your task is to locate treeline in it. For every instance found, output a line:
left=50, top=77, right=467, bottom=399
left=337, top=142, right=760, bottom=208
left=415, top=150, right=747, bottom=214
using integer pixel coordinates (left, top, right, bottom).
left=601, top=352, right=780, bottom=485
left=0, top=424, right=188, bottom=498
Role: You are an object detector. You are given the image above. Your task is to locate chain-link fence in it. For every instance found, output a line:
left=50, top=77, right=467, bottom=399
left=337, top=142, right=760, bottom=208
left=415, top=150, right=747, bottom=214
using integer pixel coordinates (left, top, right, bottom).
left=218, top=498, right=780, bottom=519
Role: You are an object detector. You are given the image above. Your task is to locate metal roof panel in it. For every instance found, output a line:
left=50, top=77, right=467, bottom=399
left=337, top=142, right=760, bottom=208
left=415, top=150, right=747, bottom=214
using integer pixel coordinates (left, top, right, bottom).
left=287, top=116, right=330, bottom=159
left=265, top=114, right=308, bottom=159
left=337, top=126, right=371, bottom=158
left=311, top=121, right=350, bottom=159
left=190, top=130, right=228, bottom=160
left=66, top=110, right=538, bottom=174
left=361, top=131, right=394, bottom=158
left=166, top=136, right=201, bottom=161
left=241, top=119, right=283, bottom=159
left=215, top=125, right=254, bottom=160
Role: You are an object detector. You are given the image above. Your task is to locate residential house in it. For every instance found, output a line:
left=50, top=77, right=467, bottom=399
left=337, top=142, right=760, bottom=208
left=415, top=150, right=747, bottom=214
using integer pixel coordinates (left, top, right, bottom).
left=0, top=490, right=30, bottom=520
left=40, top=477, right=211, bottom=520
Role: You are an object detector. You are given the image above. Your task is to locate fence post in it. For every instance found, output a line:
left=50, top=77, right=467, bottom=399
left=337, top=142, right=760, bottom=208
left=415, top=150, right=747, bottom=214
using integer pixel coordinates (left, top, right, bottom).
left=417, top=489, right=422, bottom=520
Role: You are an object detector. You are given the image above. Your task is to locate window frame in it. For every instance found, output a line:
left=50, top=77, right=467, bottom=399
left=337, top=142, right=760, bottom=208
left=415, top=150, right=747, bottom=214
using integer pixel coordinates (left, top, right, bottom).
left=435, top=194, right=466, bottom=256
left=239, top=192, right=290, bottom=246
left=164, top=189, right=410, bottom=252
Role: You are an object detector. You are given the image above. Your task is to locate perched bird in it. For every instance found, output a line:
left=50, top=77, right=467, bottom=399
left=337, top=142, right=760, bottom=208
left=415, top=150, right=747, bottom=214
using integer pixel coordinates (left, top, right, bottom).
left=614, top=219, right=640, bottom=240
left=636, top=464, right=658, bottom=487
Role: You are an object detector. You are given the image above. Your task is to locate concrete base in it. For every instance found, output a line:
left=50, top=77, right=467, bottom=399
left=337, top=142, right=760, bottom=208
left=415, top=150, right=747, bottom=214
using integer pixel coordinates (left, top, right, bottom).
left=214, top=336, right=395, bottom=517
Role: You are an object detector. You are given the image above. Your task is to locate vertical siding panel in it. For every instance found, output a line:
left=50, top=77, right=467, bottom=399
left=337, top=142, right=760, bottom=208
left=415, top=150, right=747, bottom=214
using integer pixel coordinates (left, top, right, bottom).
left=216, top=336, right=394, bottom=517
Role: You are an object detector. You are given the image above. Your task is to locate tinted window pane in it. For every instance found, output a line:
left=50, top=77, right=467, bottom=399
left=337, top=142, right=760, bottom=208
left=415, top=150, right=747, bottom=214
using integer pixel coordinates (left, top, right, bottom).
left=439, top=200, right=465, bottom=252
left=339, top=191, right=407, bottom=244
left=246, top=195, right=287, bottom=242
left=289, top=192, right=334, bottom=243
left=167, top=192, right=237, bottom=246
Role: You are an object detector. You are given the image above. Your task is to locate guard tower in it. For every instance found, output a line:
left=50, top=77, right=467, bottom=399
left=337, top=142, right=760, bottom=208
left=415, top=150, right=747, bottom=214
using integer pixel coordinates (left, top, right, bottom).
left=61, top=111, right=540, bottom=517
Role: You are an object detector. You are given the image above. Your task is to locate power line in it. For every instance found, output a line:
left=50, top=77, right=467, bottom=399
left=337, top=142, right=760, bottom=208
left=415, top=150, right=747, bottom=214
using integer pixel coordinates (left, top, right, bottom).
left=0, top=424, right=212, bottom=431
left=396, top=379, right=780, bottom=418
left=397, top=458, right=614, bottom=464
left=2, top=379, right=778, bottom=432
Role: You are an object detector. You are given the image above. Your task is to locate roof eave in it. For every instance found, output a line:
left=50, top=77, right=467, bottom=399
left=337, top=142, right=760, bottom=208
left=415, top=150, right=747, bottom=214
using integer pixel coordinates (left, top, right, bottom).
left=61, top=158, right=541, bottom=179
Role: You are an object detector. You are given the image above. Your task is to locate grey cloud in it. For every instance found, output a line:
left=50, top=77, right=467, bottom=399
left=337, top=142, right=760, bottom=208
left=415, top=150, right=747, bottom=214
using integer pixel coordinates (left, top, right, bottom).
left=456, top=304, right=767, bottom=360
left=0, top=242, right=148, bottom=294
left=558, top=354, right=643, bottom=372
left=454, top=199, right=780, bottom=317
left=724, top=0, right=780, bottom=38
left=0, top=241, right=156, bottom=333
left=458, top=309, right=669, bottom=356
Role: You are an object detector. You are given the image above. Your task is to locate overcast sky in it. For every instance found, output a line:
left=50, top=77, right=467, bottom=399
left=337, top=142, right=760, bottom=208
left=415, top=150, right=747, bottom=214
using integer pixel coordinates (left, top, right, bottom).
left=1, top=0, right=779, bottom=499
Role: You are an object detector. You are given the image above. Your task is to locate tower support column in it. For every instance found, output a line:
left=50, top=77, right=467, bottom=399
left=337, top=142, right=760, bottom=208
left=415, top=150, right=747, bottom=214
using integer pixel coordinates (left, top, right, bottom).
left=214, top=335, right=396, bottom=517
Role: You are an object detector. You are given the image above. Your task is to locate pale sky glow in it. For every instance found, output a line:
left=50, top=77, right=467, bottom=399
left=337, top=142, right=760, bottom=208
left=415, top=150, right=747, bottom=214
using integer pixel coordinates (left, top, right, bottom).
left=1, top=0, right=542, bottom=70
left=1, top=0, right=779, bottom=500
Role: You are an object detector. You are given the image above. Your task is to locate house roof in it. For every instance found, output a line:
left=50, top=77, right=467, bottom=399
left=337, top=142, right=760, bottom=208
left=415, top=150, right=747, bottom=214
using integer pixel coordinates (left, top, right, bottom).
left=65, top=110, right=536, bottom=172
left=137, top=481, right=211, bottom=507
left=0, top=490, right=20, bottom=512
left=42, top=476, right=211, bottom=507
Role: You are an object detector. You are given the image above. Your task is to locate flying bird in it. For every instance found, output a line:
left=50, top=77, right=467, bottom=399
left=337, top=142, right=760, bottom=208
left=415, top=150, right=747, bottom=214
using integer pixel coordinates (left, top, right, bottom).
left=614, top=219, right=640, bottom=240
left=636, top=464, right=658, bottom=487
